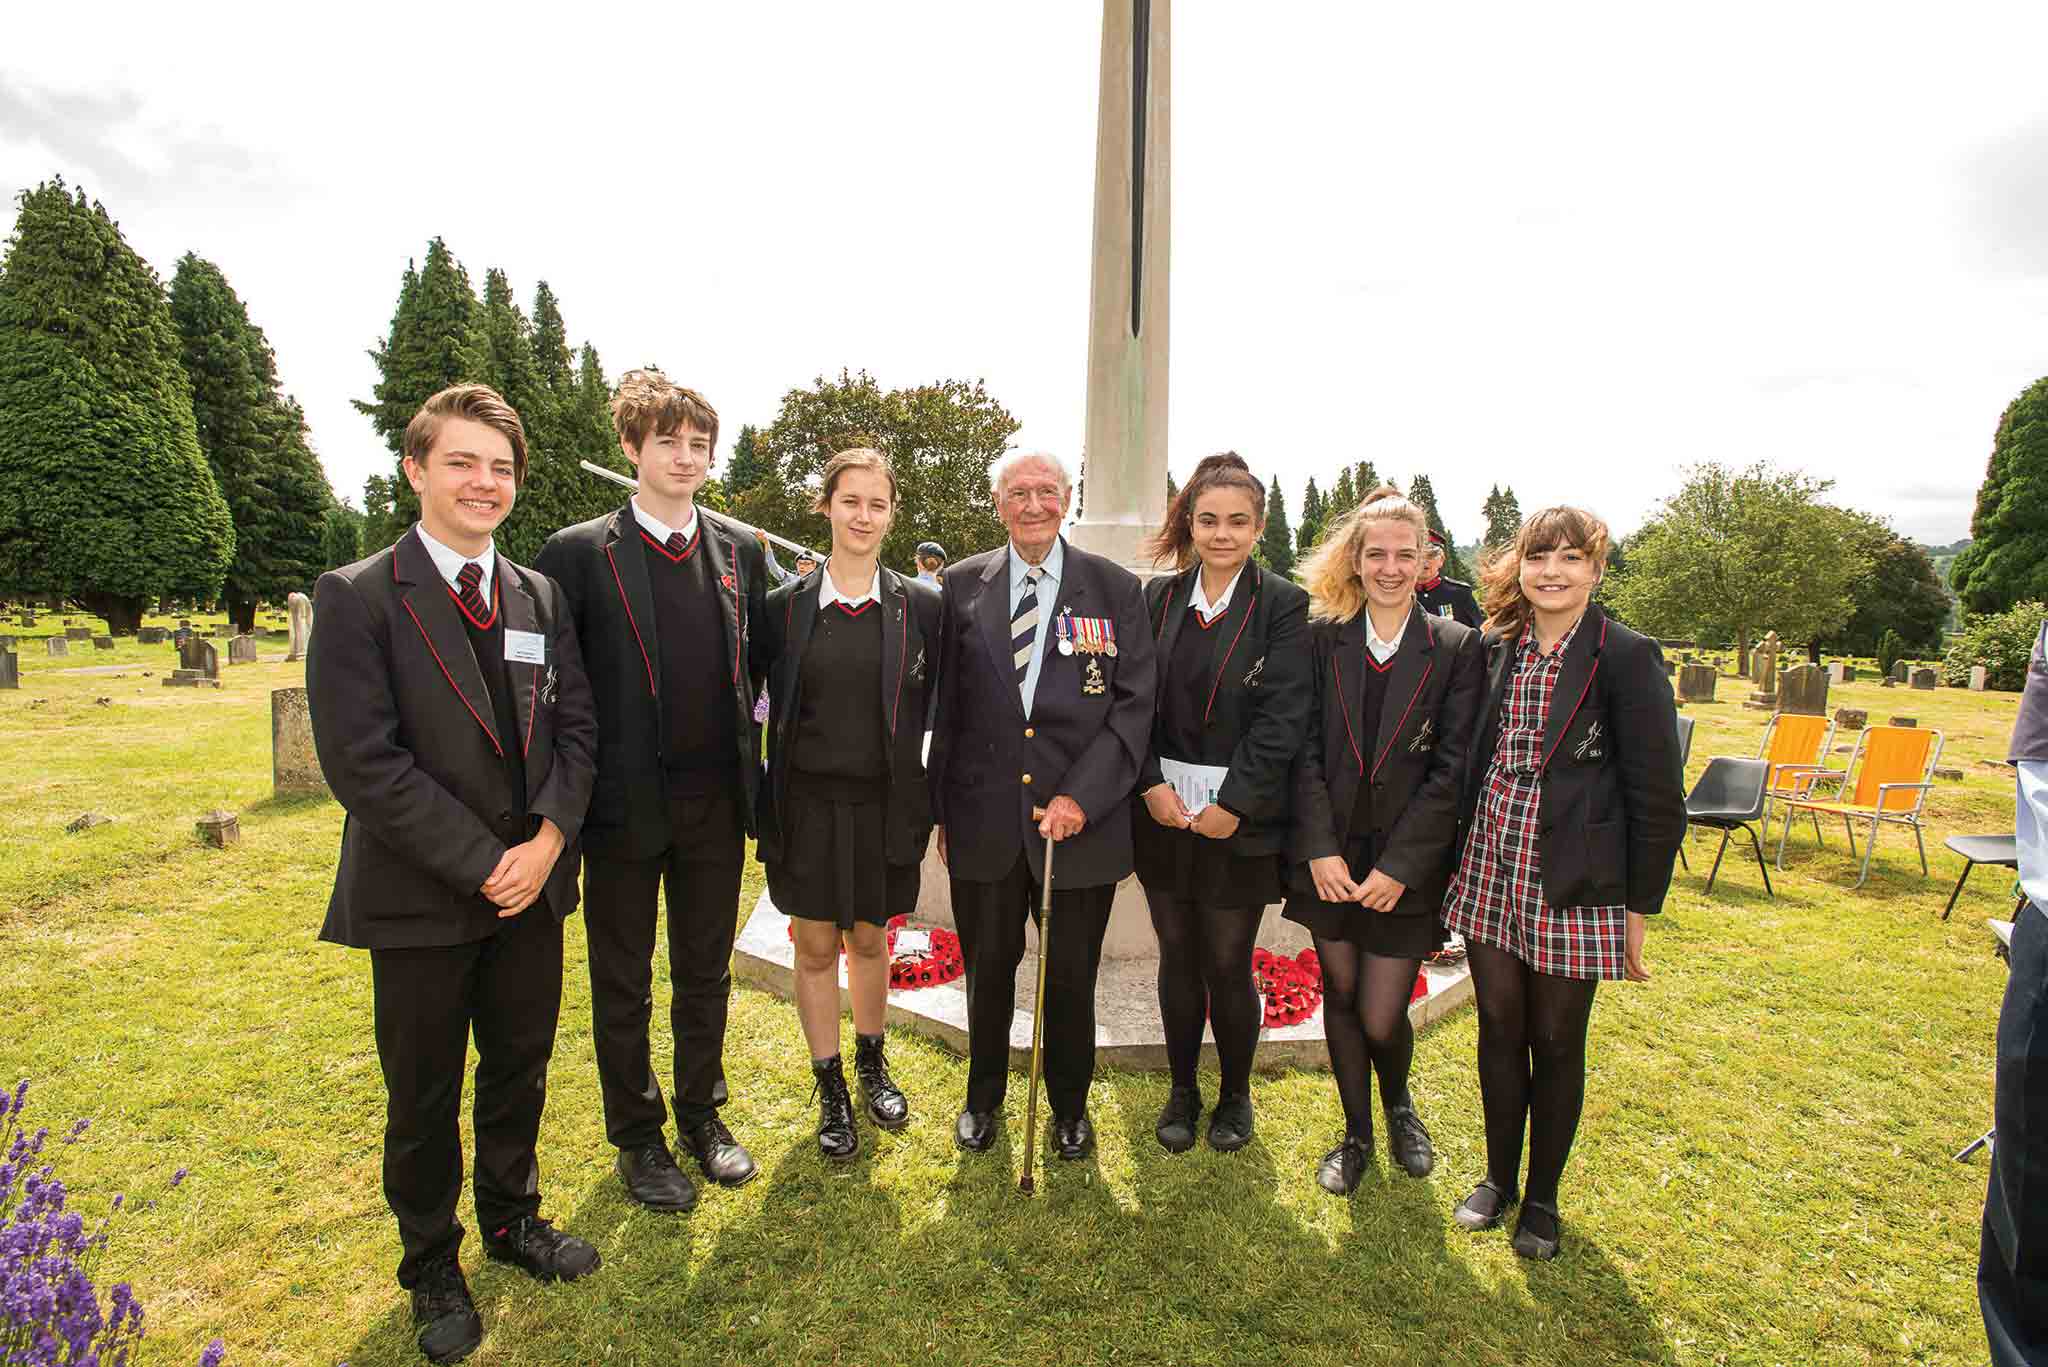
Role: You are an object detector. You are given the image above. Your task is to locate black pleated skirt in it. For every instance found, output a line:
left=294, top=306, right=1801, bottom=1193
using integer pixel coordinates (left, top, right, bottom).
left=765, top=772, right=921, bottom=930
left=1282, top=836, right=1442, bottom=958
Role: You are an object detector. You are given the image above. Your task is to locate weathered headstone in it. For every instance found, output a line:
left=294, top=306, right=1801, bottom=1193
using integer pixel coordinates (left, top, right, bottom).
left=228, top=634, right=257, bottom=665
left=137, top=626, right=166, bottom=645
left=195, top=809, right=240, bottom=848
left=1778, top=664, right=1828, bottom=716
left=177, top=618, right=191, bottom=628
left=286, top=591, right=313, bottom=662
left=1745, top=631, right=1783, bottom=710
left=1835, top=707, right=1868, bottom=730
left=64, top=626, right=91, bottom=641
left=1970, top=665, right=1989, bottom=691
left=65, top=812, right=112, bottom=834
left=1892, top=660, right=1911, bottom=683
left=92, top=635, right=113, bottom=651
left=0, top=651, right=15, bottom=691
left=165, top=638, right=221, bottom=688
left=1934, top=767, right=1964, bottom=781
left=271, top=687, right=328, bottom=798
left=16, top=611, right=33, bottom=628
left=1881, top=677, right=1896, bottom=688
left=45, top=636, right=67, bottom=657
left=1890, top=715, right=1918, bottom=727
left=1841, top=664, right=1856, bottom=682
left=1910, top=667, right=1937, bottom=691
left=1678, top=664, right=1717, bottom=703
left=1826, top=661, right=1845, bottom=685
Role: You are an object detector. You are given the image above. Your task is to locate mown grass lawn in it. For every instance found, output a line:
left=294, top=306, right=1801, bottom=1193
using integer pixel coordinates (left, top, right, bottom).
left=0, top=625, right=2019, bottom=1365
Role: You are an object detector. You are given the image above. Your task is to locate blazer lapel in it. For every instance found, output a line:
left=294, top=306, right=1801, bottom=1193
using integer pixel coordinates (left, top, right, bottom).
left=1331, top=613, right=1370, bottom=774
left=1371, top=603, right=1435, bottom=778
left=702, top=517, right=741, bottom=686
left=1154, top=564, right=1193, bottom=663
left=1541, top=606, right=1603, bottom=771
left=602, top=504, right=660, bottom=699
left=498, top=560, right=540, bottom=761
left=881, top=569, right=909, bottom=742
left=1206, top=563, right=1260, bottom=710
left=974, top=552, right=1027, bottom=722
left=394, top=528, right=501, bottom=756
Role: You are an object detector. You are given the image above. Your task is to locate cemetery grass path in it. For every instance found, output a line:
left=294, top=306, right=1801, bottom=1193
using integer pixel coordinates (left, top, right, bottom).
left=0, top=623, right=2016, bottom=1365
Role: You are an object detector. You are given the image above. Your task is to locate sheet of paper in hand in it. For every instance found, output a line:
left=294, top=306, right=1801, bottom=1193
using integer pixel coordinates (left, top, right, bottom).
left=1160, top=757, right=1230, bottom=815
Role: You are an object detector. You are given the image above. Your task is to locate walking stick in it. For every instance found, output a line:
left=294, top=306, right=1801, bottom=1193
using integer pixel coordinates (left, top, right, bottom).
left=1019, top=807, right=1055, bottom=1195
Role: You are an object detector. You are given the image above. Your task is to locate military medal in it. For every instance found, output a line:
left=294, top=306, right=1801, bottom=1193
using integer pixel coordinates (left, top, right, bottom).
left=1103, top=619, right=1118, bottom=658
left=1057, top=612, right=1075, bottom=656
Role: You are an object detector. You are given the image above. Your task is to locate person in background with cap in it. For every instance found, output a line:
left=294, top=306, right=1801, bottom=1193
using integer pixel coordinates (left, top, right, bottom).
left=1417, top=530, right=1483, bottom=630
left=915, top=541, right=947, bottom=585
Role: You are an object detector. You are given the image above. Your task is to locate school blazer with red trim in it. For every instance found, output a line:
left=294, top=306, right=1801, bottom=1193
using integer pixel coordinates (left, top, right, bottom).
left=1287, top=603, right=1485, bottom=912
left=1135, top=562, right=1312, bottom=858
left=534, top=501, right=770, bottom=860
left=309, top=528, right=597, bottom=950
left=754, top=566, right=943, bottom=867
left=1456, top=602, right=1687, bottom=916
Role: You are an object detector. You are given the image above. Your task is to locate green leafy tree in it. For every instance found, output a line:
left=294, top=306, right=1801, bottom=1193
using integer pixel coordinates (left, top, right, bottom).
left=0, top=181, right=233, bottom=631
left=1952, top=376, right=2048, bottom=614
left=1481, top=484, right=1523, bottom=549
left=1296, top=477, right=1325, bottom=555
left=1406, top=475, right=1472, bottom=581
left=1823, top=511, right=1951, bottom=656
left=359, top=473, right=407, bottom=556
left=1943, top=599, right=2044, bottom=689
left=726, top=424, right=771, bottom=495
left=1604, top=462, right=1858, bottom=674
left=170, top=254, right=333, bottom=631
left=733, top=369, right=1014, bottom=570
left=1256, top=475, right=1295, bottom=577
left=322, top=503, right=362, bottom=570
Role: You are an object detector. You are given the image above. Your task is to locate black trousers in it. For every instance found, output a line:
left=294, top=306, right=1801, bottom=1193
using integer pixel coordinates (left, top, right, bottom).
left=1982, top=905, right=2048, bottom=1365
left=370, top=907, right=563, bottom=1289
left=583, top=789, right=745, bottom=1147
left=951, top=853, right=1115, bottom=1118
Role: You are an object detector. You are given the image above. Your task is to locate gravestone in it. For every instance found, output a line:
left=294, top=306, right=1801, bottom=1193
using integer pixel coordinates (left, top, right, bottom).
left=0, top=650, right=15, bottom=691
left=1881, top=677, right=1896, bottom=688
left=177, top=618, right=191, bottom=628
left=1835, top=707, right=1868, bottom=730
left=1891, top=715, right=1918, bottom=728
left=1841, top=663, right=1856, bottom=682
left=1892, top=660, right=1911, bottom=683
left=165, top=638, right=221, bottom=688
left=1970, top=665, right=1989, bottom=691
left=1910, top=667, right=1937, bottom=690
left=286, top=591, right=313, bottom=662
left=1826, top=661, right=1845, bottom=685
left=271, top=687, right=328, bottom=797
left=173, top=625, right=192, bottom=647
left=16, top=611, right=32, bottom=627
left=45, top=636, right=66, bottom=657
left=1678, top=664, right=1717, bottom=703
left=195, top=809, right=240, bottom=848
left=64, top=626, right=91, bottom=641
left=93, top=636, right=113, bottom=651
left=1745, top=633, right=1783, bottom=711
left=228, top=634, right=257, bottom=665
left=1778, top=664, right=1828, bottom=716
left=137, top=626, right=166, bottom=645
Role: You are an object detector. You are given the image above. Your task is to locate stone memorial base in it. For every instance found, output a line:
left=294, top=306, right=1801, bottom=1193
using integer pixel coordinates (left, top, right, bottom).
left=1743, top=691, right=1777, bottom=712
left=733, top=892, right=1474, bottom=1074
left=163, top=669, right=221, bottom=689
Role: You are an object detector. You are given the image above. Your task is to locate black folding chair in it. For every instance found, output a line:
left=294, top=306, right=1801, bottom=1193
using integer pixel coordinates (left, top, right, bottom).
left=1685, top=757, right=1774, bottom=897
left=1675, top=714, right=1697, bottom=871
left=1941, top=834, right=2019, bottom=921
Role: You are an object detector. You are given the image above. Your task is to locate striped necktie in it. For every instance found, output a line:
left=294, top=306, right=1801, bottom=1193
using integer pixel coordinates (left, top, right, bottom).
left=455, top=561, right=491, bottom=622
left=1012, top=568, right=1042, bottom=685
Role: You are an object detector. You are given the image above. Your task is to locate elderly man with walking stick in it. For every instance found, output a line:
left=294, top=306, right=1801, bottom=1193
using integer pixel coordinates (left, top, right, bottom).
left=928, top=450, right=1156, bottom=1163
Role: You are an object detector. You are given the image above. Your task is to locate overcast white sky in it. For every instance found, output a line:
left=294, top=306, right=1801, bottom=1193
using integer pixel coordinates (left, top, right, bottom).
left=7, top=2, right=2048, bottom=546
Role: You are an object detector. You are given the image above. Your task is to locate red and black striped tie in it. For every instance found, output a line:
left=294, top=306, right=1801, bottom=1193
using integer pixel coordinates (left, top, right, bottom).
left=666, top=531, right=690, bottom=558
left=456, top=561, right=490, bottom=620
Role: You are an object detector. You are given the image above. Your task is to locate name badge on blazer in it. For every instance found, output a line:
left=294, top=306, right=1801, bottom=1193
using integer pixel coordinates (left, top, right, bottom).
left=504, top=629, right=546, bottom=665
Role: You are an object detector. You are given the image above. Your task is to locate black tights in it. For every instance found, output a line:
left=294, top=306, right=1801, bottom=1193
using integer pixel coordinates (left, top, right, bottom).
left=1312, top=935, right=1421, bottom=1138
left=1146, top=890, right=1263, bottom=1096
left=1466, top=939, right=1599, bottom=1206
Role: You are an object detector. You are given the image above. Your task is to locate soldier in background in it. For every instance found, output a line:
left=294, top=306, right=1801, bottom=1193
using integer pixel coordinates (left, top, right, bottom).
left=1416, top=530, right=1482, bottom=630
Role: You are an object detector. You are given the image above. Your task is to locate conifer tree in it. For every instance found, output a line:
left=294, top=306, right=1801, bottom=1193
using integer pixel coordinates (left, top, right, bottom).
left=726, top=424, right=771, bottom=495
left=322, top=504, right=361, bottom=570
left=1296, top=476, right=1324, bottom=555
left=1481, top=483, right=1523, bottom=549
left=170, top=253, right=333, bottom=630
left=1407, top=474, right=1472, bottom=581
left=1355, top=461, right=1382, bottom=495
left=1328, top=467, right=1358, bottom=522
left=1257, top=475, right=1295, bottom=577
left=0, top=181, right=233, bottom=630
left=1951, top=375, right=2048, bottom=613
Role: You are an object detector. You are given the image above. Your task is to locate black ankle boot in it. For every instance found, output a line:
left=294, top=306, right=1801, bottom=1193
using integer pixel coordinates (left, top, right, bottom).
left=812, top=1056, right=858, bottom=1161
left=854, top=1033, right=909, bottom=1131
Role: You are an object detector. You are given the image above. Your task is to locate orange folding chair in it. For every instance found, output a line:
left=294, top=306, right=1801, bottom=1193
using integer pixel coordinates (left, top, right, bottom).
left=1751, top=712, right=1837, bottom=844
left=1772, top=725, right=1942, bottom=889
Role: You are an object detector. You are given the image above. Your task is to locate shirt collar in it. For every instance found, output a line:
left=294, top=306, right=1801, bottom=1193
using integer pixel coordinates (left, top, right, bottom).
left=631, top=495, right=697, bottom=547
left=1365, top=605, right=1410, bottom=662
left=1188, top=564, right=1246, bottom=621
left=1520, top=611, right=1587, bottom=661
left=818, top=563, right=882, bottom=609
left=1008, top=536, right=1064, bottom=595
left=413, top=522, right=495, bottom=591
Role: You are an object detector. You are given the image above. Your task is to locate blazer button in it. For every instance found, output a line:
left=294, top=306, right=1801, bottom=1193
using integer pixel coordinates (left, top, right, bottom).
left=497, top=810, right=511, bottom=826
left=1022, top=772, right=1033, bottom=785
left=1024, top=727, right=1034, bottom=739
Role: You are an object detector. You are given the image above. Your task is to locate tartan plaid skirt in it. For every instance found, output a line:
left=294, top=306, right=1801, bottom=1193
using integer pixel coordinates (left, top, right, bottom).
left=1443, top=764, right=1629, bottom=981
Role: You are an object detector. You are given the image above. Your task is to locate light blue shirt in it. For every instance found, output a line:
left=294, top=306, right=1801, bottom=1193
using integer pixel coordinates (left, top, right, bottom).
left=1008, top=537, right=1065, bottom=720
left=2018, top=761, right=2048, bottom=916
left=413, top=523, right=495, bottom=592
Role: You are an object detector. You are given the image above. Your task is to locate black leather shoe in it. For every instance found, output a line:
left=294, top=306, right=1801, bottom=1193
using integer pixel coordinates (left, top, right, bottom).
left=1155, top=1085, right=1202, bottom=1154
left=1452, top=1179, right=1518, bottom=1231
left=1511, top=1199, right=1563, bottom=1260
left=955, top=1108, right=997, bottom=1152
left=1207, top=1093, right=1254, bottom=1153
left=411, top=1254, right=482, bottom=1364
left=1315, top=1134, right=1370, bottom=1196
left=616, top=1139, right=697, bottom=1212
left=681, top=1116, right=758, bottom=1188
left=482, top=1215, right=601, bottom=1284
left=812, top=1056, right=859, bottom=1162
left=854, top=1033, right=909, bottom=1131
left=1053, top=1112, right=1095, bottom=1161
left=1384, top=1103, right=1435, bottom=1178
